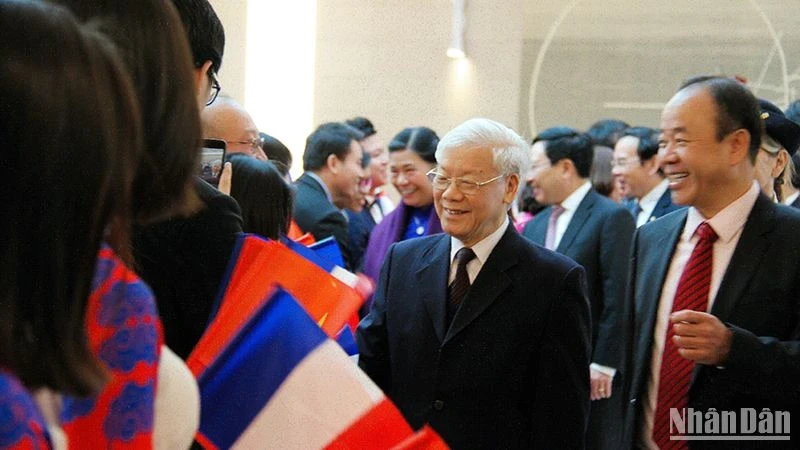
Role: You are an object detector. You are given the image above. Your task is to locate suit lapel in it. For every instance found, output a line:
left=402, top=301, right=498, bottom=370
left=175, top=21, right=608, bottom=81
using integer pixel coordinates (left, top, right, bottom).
left=444, top=224, right=516, bottom=344
left=556, top=190, right=596, bottom=253
left=638, top=211, right=685, bottom=332
left=415, top=235, right=451, bottom=343
left=650, top=189, right=672, bottom=221
left=710, top=195, right=775, bottom=323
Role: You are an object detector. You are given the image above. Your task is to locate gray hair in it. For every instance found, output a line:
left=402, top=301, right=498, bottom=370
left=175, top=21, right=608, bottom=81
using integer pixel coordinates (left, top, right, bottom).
left=435, top=118, right=530, bottom=175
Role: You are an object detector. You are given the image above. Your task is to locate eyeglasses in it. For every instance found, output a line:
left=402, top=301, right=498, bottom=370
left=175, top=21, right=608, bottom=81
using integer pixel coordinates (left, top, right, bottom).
left=206, top=71, right=221, bottom=106
left=426, top=169, right=505, bottom=195
left=611, top=158, right=641, bottom=168
left=227, top=136, right=266, bottom=155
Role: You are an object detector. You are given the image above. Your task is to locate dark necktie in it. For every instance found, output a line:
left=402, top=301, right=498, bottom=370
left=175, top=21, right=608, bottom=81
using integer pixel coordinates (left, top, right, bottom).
left=652, top=222, right=718, bottom=449
left=446, top=247, right=476, bottom=326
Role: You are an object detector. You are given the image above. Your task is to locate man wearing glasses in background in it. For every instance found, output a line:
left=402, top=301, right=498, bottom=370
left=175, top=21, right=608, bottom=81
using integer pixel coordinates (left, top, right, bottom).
left=357, top=118, right=591, bottom=448
left=612, top=126, right=682, bottom=227
left=202, top=95, right=269, bottom=161
left=523, top=127, right=634, bottom=450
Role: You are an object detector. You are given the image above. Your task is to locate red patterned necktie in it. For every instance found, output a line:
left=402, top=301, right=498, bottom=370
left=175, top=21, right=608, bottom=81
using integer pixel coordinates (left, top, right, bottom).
left=652, top=222, right=718, bottom=449
left=447, top=247, right=476, bottom=327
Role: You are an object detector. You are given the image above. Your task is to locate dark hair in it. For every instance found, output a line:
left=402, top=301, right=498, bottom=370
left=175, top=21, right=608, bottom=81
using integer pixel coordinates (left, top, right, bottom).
left=0, top=0, right=142, bottom=395
left=345, top=116, right=377, bottom=139
left=55, top=0, right=203, bottom=224
left=621, top=126, right=660, bottom=162
left=679, top=75, right=762, bottom=162
left=590, top=145, right=614, bottom=197
left=170, top=0, right=225, bottom=74
left=302, top=122, right=364, bottom=171
left=259, top=132, right=292, bottom=176
left=586, top=119, right=629, bottom=148
left=388, top=126, right=440, bottom=163
left=227, top=154, right=294, bottom=240
left=534, top=126, right=594, bottom=178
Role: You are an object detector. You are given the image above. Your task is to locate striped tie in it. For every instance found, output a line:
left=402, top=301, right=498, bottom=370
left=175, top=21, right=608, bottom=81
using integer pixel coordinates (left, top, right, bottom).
left=652, top=222, right=718, bottom=449
left=446, top=247, right=476, bottom=327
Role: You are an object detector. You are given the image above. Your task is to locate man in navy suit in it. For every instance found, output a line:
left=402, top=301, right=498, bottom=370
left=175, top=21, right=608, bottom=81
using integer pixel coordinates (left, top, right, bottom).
left=357, top=118, right=591, bottom=449
left=293, top=122, right=365, bottom=270
left=612, top=127, right=683, bottom=227
left=624, top=76, right=800, bottom=449
left=523, top=127, right=634, bottom=449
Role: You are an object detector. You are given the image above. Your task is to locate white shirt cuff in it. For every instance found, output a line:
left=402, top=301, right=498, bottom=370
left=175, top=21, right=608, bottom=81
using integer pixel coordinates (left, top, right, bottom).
left=590, top=363, right=616, bottom=378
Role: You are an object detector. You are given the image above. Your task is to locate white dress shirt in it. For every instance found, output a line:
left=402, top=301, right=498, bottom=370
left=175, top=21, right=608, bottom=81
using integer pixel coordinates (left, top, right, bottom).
left=552, top=181, right=592, bottom=250
left=639, top=181, right=760, bottom=449
left=783, top=191, right=799, bottom=206
left=449, top=217, right=509, bottom=284
left=636, top=179, right=670, bottom=228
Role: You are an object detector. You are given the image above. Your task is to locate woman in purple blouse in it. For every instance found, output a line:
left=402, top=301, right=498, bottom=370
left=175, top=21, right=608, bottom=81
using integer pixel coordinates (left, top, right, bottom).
left=362, top=127, right=443, bottom=287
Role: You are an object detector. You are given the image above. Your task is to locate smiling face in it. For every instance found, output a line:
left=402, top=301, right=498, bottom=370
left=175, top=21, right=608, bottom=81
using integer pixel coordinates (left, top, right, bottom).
left=658, top=87, right=749, bottom=217
left=612, top=135, right=660, bottom=199
left=433, top=146, right=518, bottom=247
left=526, top=141, right=564, bottom=205
left=389, top=149, right=435, bottom=208
left=361, top=134, right=389, bottom=187
left=330, top=140, right=366, bottom=209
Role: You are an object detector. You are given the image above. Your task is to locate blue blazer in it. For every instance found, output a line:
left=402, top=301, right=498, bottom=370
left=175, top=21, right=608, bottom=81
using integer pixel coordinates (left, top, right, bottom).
left=357, top=224, right=591, bottom=449
left=623, top=195, right=800, bottom=448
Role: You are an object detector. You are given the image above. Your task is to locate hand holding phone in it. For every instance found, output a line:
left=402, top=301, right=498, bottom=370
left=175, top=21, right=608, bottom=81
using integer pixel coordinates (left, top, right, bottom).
left=199, top=138, right=226, bottom=187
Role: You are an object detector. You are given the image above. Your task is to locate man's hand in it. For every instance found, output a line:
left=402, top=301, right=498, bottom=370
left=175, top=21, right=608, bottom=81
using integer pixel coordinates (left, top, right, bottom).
left=671, top=310, right=733, bottom=365
left=590, top=369, right=612, bottom=401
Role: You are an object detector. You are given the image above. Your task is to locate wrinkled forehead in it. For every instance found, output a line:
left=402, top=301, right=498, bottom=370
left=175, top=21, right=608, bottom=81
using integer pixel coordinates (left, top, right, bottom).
left=437, top=145, right=497, bottom=175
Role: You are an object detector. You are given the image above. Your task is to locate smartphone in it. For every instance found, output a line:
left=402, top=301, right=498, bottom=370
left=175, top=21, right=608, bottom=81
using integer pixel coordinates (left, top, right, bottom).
left=199, top=138, right=226, bottom=187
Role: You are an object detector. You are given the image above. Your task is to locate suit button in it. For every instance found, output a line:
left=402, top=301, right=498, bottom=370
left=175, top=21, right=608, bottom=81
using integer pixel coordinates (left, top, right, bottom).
left=433, top=400, right=445, bottom=411
left=630, top=398, right=637, bottom=405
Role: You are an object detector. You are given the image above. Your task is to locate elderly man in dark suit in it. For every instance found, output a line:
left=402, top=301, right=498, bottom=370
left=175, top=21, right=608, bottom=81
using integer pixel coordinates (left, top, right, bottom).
left=293, top=122, right=365, bottom=270
left=612, top=127, right=683, bottom=227
left=523, top=127, right=634, bottom=449
left=357, top=118, right=591, bottom=449
left=624, top=76, right=800, bottom=449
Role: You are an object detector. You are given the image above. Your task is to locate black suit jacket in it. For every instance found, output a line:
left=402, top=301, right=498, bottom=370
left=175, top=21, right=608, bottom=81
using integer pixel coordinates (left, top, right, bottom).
left=623, top=195, right=800, bottom=449
left=132, top=178, right=243, bottom=359
left=292, top=173, right=353, bottom=270
left=357, top=224, right=592, bottom=449
left=523, top=189, right=634, bottom=370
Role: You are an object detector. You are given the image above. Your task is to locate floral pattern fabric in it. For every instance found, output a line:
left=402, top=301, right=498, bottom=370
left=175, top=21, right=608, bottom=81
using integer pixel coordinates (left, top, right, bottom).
left=61, top=246, right=162, bottom=449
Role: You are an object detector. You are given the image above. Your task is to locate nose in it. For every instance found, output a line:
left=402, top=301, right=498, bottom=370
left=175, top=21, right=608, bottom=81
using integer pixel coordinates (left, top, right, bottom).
left=611, top=164, right=623, bottom=176
left=441, top=179, right=464, bottom=201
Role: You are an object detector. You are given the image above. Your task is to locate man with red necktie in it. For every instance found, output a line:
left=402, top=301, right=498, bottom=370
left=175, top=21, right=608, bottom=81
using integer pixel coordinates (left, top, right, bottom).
left=623, top=76, right=800, bottom=449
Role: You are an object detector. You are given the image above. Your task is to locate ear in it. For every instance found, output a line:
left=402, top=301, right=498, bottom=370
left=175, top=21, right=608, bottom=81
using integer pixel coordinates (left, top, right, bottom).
left=772, top=149, right=790, bottom=178
left=194, top=60, right=214, bottom=96
left=326, top=153, right=340, bottom=173
left=728, top=128, right=751, bottom=166
left=559, top=158, right=576, bottom=178
left=644, top=155, right=661, bottom=176
left=503, top=173, right=520, bottom=204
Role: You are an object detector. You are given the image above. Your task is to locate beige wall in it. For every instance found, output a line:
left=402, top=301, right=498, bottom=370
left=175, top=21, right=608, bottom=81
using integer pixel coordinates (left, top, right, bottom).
left=314, top=0, right=525, bottom=141
left=208, top=0, right=248, bottom=104
left=209, top=0, right=800, bottom=153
